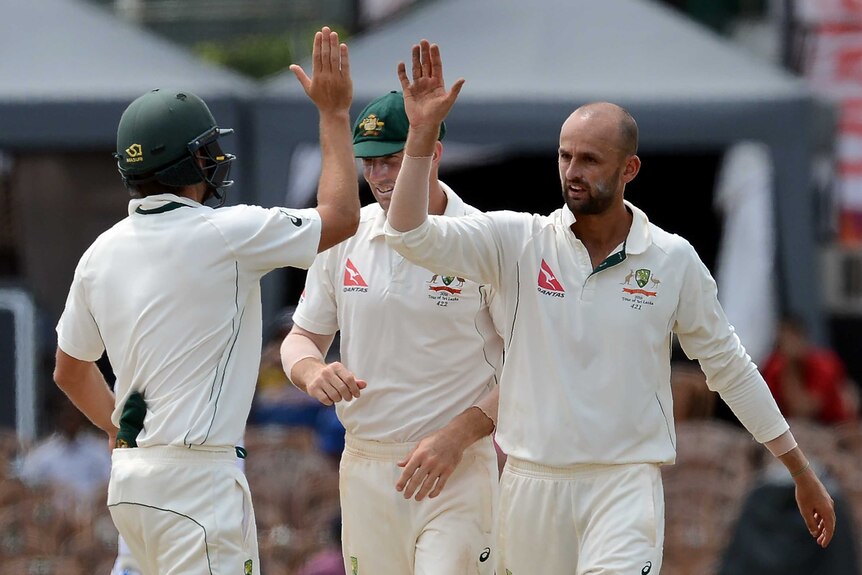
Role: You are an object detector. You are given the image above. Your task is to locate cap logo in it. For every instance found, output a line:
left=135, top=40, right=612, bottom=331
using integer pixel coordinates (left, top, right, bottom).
left=125, top=143, right=144, bottom=163
left=359, top=114, right=384, bottom=137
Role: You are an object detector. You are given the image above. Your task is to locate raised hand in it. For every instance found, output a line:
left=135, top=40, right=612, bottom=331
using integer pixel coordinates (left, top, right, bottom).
left=397, top=39, right=464, bottom=131
left=290, top=26, right=352, bottom=114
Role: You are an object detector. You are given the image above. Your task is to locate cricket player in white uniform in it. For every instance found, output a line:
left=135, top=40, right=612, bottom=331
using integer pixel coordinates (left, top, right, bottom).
left=52, top=27, right=360, bottom=575
left=384, top=41, right=837, bottom=574
left=281, top=91, right=502, bottom=575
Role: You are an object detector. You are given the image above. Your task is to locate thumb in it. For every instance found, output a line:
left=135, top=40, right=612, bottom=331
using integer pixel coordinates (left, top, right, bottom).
left=357, top=379, right=368, bottom=390
left=290, top=65, right=311, bottom=92
left=448, top=78, right=466, bottom=102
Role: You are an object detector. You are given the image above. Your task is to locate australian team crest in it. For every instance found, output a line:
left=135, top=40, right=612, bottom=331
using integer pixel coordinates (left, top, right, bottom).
left=359, top=114, right=384, bottom=137
left=428, top=273, right=464, bottom=306
left=622, top=267, right=661, bottom=305
left=635, top=268, right=651, bottom=288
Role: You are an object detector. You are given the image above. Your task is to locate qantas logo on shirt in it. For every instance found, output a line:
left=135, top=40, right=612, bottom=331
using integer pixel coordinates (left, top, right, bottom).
left=343, top=259, right=369, bottom=293
left=537, top=260, right=565, bottom=298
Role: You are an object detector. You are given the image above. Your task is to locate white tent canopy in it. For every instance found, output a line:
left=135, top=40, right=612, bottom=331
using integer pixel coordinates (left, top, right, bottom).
left=0, top=0, right=254, bottom=149
left=266, top=0, right=807, bottom=106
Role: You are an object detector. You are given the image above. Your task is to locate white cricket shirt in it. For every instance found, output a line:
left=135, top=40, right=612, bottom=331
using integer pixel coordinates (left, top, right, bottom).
left=57, top=193, right=321, bottom=448
left=293, top=185, right=502, bottom=442
left=386, top=200, right=789, bottom=466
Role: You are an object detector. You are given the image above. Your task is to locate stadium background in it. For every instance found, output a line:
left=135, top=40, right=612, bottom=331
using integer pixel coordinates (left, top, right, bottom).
left=0, top=0, right=861, bottom=572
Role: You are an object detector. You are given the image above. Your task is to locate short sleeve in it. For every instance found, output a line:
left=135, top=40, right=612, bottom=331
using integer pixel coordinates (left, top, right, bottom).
left=292, top=248, right=340, bottom=336
left=56, top=251, right=105, bottom=362
left=211, top=205, right=322, bottom=274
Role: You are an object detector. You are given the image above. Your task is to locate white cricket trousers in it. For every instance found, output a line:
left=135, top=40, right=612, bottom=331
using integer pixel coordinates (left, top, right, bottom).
left=340, top=434, right=499, bottom=575
left=108, top=445, right=259, bottom=575
left=497, top=458, right=664, bottom=575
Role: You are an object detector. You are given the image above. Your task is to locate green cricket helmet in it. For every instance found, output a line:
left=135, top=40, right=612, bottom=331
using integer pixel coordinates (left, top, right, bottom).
left=115, top=89, right=235, bottom=204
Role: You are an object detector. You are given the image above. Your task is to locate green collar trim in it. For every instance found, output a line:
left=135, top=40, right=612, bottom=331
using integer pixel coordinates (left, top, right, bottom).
left=591, top=241, right=627, bottom=276
left=135, top=201, right=190, bottom=215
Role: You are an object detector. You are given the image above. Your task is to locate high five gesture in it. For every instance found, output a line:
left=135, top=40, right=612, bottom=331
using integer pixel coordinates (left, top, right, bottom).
left=291, top=26, right=360, bottom=252
left=290, top=26, right=352, bottom=114
left=397, top=40, right=464, bottom=157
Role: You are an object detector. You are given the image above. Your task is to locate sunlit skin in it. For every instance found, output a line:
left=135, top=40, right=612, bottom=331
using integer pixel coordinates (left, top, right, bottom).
left=361, top=140, right=446, bottom=215
left=558, top=105, right=640, bottom=219
left=362, top=152, right=404, bottom=213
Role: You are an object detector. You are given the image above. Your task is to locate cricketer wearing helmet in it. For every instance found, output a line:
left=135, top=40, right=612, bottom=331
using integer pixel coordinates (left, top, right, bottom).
left=114, top=90, right=236, bottom=206
left=53, top=27, right=360, bottom=575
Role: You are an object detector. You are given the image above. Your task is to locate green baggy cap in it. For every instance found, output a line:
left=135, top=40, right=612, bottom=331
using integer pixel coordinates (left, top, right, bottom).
left=352, top=91, right=446, bottom=158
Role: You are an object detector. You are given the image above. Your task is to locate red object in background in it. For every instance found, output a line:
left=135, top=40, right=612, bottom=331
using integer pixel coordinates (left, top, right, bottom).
left=762, top=348, right=856, bottom=424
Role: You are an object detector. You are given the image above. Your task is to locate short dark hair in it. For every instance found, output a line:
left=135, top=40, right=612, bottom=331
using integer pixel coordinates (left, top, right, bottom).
left=618, top=108, right=638, bottom=156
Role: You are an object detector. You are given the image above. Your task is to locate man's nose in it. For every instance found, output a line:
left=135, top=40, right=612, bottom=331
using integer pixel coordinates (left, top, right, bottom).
left=368, top=161, right=388, bottom=180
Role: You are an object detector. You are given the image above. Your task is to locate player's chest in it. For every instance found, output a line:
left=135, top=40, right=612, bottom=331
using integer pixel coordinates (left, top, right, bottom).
left=523, top=246, right=681, bottom=324
left=335, top=247, right=485, bottom=314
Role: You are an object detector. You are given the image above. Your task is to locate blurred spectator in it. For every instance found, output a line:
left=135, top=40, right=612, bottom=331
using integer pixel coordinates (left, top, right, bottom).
left=314, top=405, right=345, bottom=469
left=670, top=361, right=717, bottom=421
left=14, top=392, right=142, bottom=574
left=761, top=316, right=859, bottom=424
left=15, top=392, right=111, bottom=508
left=251, top=306, right=326, bottom=428
left=296, top=515, right=346, bottom=575
left=719, top=459, right=859, bottom=575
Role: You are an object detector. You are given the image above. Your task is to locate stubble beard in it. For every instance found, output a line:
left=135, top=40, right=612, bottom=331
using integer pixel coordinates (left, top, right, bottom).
left=563, top=178, right=616, bottom=217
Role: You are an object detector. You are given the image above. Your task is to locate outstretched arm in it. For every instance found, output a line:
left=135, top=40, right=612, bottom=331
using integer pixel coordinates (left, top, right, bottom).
left=395, top=386, right=498, bottom=501
left=387, top=39, right=464, bottom=233
left=291, top=26, right=360, bottom=252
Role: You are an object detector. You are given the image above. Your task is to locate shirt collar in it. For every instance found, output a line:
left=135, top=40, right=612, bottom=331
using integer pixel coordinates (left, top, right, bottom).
left=622, top=200, right=652, bottom=254
left=128, top=193, right=203, bottom=216
left=561, top=199, right=652, bottom=255
left=369, top=181, right=466, bottom=239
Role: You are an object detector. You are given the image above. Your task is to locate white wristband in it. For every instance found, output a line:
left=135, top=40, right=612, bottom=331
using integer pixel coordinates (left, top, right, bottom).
left=764, top=430, right=797, bottom=458
left=280, top=334, right=325, bottom=387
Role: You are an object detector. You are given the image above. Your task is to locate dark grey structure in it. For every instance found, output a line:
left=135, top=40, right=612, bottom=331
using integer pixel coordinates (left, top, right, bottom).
left=0, top=0, right=254, bottom=188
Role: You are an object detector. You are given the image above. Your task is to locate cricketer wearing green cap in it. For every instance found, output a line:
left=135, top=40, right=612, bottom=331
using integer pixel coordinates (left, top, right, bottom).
left=353, top=90, right=446, bottom=158
left=281, top=87, right=503, bottom=575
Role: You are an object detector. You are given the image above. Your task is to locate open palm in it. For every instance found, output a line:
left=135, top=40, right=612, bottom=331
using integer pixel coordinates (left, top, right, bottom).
left=397, top=39, right=464, bottom=130
left=290, top=26, right=352, bottom=114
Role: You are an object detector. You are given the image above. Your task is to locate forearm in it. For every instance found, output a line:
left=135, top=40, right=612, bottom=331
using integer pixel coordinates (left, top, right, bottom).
left=762, top=428, right=796, bottom=455
left=439, top=389, right=498, bottom=452
left=316, top=110, right=360, bottom=248
left=388, top=127, right=439, bottom=232
left=55, top=363, right=116, bottom=434
left=281, top=330, right=327, bottom=393
left=472, top=385, right=499, bottom=431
